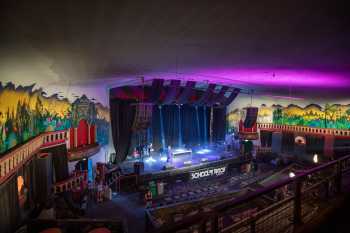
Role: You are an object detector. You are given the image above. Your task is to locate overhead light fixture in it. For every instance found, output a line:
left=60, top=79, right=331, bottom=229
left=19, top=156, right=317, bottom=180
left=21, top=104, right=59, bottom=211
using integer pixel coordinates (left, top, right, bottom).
left=289, top=172, right=295, bottom=178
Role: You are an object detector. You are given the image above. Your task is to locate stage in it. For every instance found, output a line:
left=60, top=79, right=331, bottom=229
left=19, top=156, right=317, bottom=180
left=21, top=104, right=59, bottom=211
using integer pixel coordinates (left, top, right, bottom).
left=118, top=145, right=246, bottom=185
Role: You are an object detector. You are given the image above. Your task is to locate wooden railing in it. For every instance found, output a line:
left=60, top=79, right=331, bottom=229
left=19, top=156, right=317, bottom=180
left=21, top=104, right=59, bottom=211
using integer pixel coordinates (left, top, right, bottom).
left=148, top=154, right=350, bottom=233
left=0, top=130, right=68, bottom=185
left=53, top=170, right=88, bottom=194
left=258, top=123, right=350, bottom=137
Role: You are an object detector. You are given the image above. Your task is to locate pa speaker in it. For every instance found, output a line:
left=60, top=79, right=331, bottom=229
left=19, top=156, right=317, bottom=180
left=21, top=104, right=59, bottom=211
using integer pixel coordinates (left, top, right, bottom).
left=244, top=107, right=258, bottom=128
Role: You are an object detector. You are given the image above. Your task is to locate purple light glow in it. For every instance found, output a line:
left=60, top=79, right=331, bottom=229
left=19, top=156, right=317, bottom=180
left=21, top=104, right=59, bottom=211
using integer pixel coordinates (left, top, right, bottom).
left=196, top=69, right=350, bottom=87
left=141, top=69, right=350, bottom=88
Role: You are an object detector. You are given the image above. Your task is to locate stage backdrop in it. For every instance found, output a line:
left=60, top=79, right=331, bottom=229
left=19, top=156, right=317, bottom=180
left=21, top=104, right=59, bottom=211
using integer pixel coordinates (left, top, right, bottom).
left=0, top=82, right=110, bottom=155
left=152, top=105, right=211, bottom=150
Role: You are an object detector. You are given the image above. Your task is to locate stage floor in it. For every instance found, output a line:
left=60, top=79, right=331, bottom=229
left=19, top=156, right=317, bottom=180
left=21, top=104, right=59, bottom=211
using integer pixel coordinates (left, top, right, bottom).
left=120, top=146, right=237, bottom=175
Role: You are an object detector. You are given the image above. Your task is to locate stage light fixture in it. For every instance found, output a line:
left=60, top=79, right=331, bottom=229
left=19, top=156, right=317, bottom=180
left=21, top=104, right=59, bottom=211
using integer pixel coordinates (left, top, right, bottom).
left=313, top=154, right=318, bottom=164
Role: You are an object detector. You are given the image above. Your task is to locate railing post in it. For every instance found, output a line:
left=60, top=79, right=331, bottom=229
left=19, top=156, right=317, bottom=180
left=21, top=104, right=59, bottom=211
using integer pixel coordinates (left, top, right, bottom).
left=293, top=177, right=302, bottom=226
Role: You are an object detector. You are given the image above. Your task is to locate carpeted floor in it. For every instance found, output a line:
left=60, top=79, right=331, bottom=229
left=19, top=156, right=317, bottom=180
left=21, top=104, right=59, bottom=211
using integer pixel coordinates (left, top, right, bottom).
left=85, top=193, right=146, bottom=233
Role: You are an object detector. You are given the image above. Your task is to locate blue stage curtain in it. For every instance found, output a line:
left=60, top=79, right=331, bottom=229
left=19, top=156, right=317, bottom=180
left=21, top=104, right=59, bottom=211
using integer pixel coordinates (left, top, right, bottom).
left=162, top=105, right=180, bottom=147
left=152, top=105, right=210, bottom=150
left=181, top=105, right=199, bottom=147
left=197, top=106, right=210, bottom=145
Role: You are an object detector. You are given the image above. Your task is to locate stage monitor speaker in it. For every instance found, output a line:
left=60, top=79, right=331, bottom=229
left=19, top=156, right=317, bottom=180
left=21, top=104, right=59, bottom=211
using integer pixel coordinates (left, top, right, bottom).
left=244, top=107, right=258, bottom=128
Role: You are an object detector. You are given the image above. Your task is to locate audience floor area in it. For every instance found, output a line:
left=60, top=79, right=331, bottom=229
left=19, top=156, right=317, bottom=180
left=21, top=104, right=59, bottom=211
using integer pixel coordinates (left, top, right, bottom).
left=85, top=162, right=277, bottom=233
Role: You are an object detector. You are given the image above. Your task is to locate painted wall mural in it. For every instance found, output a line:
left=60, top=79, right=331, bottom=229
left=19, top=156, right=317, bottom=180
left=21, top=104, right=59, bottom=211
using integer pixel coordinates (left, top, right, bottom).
left=0, top=82, right=110, bottom=154
left=227, top=103, right=350, bottom=132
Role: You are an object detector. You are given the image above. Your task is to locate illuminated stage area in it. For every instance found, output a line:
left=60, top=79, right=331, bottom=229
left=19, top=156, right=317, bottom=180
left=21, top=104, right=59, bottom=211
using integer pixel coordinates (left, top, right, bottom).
left=120, top=145, right=235, bottom=175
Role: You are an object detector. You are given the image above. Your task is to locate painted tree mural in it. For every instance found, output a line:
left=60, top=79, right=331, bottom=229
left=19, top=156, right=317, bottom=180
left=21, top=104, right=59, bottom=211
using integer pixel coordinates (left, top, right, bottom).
left=0, top=82, right=110, bottom=154
left=227, top=103, right=350, bottom=132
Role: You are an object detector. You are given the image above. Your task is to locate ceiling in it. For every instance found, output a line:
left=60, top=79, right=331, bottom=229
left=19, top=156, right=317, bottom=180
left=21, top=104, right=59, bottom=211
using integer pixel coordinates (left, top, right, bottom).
left=1, top=0, right=350, bottom=100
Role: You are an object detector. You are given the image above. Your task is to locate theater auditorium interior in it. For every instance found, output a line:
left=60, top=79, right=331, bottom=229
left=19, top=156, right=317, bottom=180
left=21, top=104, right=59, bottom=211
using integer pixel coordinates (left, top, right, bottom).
left=1, top=1, right=350, bottom=233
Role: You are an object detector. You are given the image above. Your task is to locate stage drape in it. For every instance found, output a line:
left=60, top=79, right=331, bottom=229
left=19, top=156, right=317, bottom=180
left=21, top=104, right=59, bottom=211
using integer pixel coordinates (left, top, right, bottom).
left=162, top=105, right=181, bottom=147
left=152, top=105, right=210, bottom=150
left=0, top=175, right=20, bottom=233
left=197, top=106, right=210, bottom=144
left=281, top=132, right=295, bottom=153
left=34, top=154, right=53, bottom=205
left=110, top=99, right=136, bottom=162
left=212, top=107, right=227, bottom=142
left=306, top=135, right=324, bottom=155
left=23, top=159, right=36, bottom=210
left=41, top=144, right=69, bottom=182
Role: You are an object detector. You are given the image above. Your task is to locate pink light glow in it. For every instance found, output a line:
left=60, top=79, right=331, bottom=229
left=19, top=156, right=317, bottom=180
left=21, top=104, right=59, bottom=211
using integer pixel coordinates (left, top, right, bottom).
left=193, top=69, right=350, bottom=87
left=141, top=69, right=350, bottom=88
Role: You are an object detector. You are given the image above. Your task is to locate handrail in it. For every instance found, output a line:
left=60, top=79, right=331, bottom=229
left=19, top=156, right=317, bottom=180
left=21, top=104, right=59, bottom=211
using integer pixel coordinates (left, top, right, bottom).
left=149, top=154, right=350, bottom=233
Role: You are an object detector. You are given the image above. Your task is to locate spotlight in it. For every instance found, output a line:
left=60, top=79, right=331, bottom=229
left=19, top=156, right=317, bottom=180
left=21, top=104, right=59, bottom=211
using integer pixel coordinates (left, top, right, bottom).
left=313, top=154, right=318, bottom=164
left=160, top=156, right=167, bottom=162
left=289, top=172, right=295, bottom=178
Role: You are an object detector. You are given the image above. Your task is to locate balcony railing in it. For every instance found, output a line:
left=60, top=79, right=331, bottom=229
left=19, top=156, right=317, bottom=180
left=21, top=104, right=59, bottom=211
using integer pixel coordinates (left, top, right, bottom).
left=0, top=130, right=68, bottom=185
left=53, top=170, right=88, bottom=194
left=148, top=154, right=350, bottom=233
left=258, top=123, right=350, bottom=137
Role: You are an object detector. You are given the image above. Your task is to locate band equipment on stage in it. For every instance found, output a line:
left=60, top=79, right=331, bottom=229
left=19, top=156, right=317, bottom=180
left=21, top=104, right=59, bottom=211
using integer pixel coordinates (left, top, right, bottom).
left=172, top=148, right=192, bottom=157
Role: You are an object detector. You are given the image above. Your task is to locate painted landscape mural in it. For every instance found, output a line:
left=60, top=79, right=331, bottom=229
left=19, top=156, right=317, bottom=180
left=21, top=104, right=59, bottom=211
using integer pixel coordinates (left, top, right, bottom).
left=0, top=82, right=110, bottom=154
left=227, top=103, right=350, bottom=132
